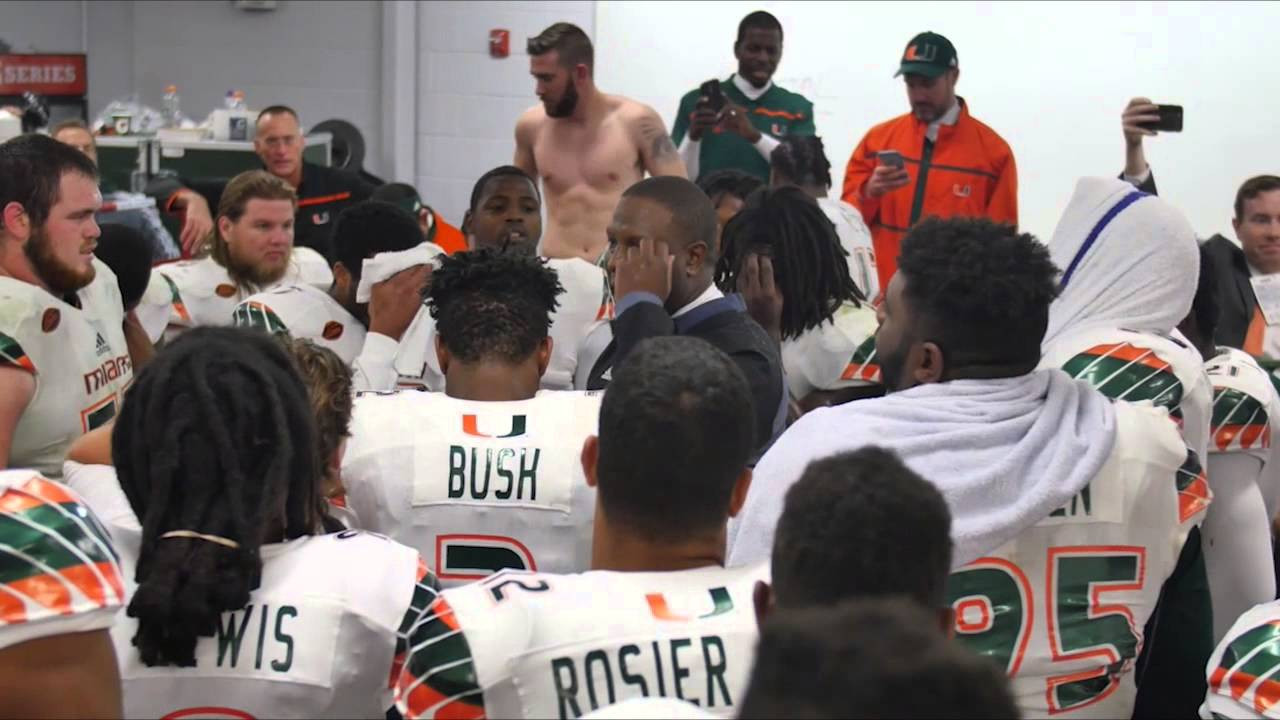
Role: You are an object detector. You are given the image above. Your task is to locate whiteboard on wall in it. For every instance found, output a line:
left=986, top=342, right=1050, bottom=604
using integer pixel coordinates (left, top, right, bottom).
left=596, top=0, right=1279, bottom=242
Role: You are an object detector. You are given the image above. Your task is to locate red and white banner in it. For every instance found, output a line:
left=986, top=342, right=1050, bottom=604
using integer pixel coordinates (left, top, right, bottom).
left=0, top=54, right=87, bottom=96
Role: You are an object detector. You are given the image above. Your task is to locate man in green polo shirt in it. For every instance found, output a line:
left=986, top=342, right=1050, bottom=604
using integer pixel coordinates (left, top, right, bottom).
left=671, top=11, right=815, bottom=183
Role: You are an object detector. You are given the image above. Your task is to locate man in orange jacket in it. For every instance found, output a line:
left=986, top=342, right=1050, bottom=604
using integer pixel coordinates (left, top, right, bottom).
left=841, top=32, right=1017, bottom=293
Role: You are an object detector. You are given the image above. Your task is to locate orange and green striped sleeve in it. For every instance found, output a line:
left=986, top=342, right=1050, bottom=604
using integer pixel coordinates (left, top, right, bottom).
left=0, top=470, right=125, bottom=650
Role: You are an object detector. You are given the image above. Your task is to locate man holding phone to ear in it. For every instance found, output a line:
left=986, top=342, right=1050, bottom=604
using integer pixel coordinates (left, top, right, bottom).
left=671, top=11, right=815, bottom=183
left=841, top=31, right=1017, bottom=292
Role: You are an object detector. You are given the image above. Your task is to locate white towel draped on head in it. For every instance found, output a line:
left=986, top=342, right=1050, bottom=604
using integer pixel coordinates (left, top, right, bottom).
left=1043, top=177, right=1199, bottom=347
left=727, top=369, right=1117, bottom=569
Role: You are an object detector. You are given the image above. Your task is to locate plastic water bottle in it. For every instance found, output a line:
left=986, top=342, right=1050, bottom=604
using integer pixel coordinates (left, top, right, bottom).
left=161, top=85, right=180, bottom=128
left=232, top=90, right=246, bottom=111
left=225, top=90, right=237, bottom=110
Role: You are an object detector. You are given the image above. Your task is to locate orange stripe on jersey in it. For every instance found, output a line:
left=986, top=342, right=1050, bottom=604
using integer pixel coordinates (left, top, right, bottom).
left=752, top=107, right=804, bottom=120
left=1179, top=469, right=1212, bottom=524
left=0, top=589, right=26, bottom=624
left=7, top=571, right=71, bottom=615
left=404, top=679, right=485, bottom=720
left=416, top=556, right=430, bottom=583
left=5, top=560, right=122, bottom=614
left=1082, top=343, right=1172, bottom=372
left=19, top=476, right=80, bottom=506
left=1217, top=423, right=1271, bottom=451
left=429, top=596, right=460, bottom=633
left=840, top=363, right=881, bottom=381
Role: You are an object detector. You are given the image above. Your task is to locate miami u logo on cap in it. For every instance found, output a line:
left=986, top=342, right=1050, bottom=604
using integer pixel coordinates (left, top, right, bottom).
left=462, top=414, right=528, bottom=438
left=904, top=43, right=937, bottom=62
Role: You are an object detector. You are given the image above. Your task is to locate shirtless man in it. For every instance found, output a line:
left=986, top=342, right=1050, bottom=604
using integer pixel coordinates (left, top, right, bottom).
left=515, top=22, right=686, bottom=262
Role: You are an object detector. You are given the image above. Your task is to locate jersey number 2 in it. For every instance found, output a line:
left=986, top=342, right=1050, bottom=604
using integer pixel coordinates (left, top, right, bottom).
left=435, top=534, right=537, bottom=582
left=947, top=546, right=1146, bottom=715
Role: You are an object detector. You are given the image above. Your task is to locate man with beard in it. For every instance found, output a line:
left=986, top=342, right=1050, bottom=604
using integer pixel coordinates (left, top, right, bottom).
left=151, top=170, right=331, bottom=337
left=840, top=32, right=1017, bottom=292
left=514, top=22, right=687, bottom=263
left=361, top=166, right=610, bottom=392
left=232, top=200, right=435, bottom=367
left=235, top=198, right=440, bottom=371
left=0, top=134, right=132, bottom=478
left=728, top=217, right=1212, bottom=718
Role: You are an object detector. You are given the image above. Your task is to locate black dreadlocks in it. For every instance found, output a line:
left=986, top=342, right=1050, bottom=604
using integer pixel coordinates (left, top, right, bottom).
left=716, top=186, right=864, bottom=340
left=770, top=135, right=833, bottom=189
left=112, top=326, right=326, bottom=667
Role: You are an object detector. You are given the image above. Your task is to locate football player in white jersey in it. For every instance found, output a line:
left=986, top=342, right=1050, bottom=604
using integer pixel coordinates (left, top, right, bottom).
left=768, top=134, right=879, bottom=301
left=715, top=185, right=880, bottom=409
left=233, top=200, right=436, bottom=366
left=1038, top=180, right=1247, bottom=696
left=361, top=166, right=611, bottom=392
left=342, top=249, right=600, bottom=585
left=1177, top=245, right=1280, bottom=641
left=0, top=468, right=125, bottom=718
left=0, top=133, right=133, bottom=478
left=1202, top=600, right=1280, bottom=719
left=729, top=217, right=1212, bottom=718
left=394, top=336, right=763, bottom=719
left=100, top=327, right=438, bottom=718
left=594, top=445, right=960, bottom=720
left=151, top=170, right=332, bottom=337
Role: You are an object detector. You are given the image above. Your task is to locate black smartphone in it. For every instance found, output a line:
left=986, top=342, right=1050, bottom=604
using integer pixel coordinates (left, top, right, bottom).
left=1138, top=104, right=1183, bottom=133
left=700, top=79, right=726, bottom=112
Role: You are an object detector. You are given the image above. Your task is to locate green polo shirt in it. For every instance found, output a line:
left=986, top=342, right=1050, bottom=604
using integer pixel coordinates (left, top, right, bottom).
left=671, top=75, right=815, bottom=182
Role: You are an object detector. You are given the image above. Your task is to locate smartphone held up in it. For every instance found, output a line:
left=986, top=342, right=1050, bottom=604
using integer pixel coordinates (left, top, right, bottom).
left=1137, top=104, right=1183, bottom=133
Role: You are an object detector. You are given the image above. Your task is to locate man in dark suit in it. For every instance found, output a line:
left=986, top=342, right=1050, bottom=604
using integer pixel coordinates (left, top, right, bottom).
left=585, top=176, right=785, bottom=462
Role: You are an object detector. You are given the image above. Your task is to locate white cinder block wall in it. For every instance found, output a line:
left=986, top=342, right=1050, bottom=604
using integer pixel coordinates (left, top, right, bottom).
left=414, top=1, right=595, bottom=226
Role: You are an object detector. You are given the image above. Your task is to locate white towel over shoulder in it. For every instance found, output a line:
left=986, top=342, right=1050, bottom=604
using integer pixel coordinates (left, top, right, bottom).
left=727, top=369, right=1116, bottom=568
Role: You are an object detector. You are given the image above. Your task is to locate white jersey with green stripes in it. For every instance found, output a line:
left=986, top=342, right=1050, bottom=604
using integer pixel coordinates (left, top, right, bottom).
left=780, top=300, right=880, bottom=401
left=947, top=400, right=1205, bottom=719
left=1203, top=600, right=1280, bottom=719
left=0, top=469, right=124, bottom=650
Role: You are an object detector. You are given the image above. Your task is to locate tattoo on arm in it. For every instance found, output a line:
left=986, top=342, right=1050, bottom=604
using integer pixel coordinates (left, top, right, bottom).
left=639, top=116, right=678, bottom=161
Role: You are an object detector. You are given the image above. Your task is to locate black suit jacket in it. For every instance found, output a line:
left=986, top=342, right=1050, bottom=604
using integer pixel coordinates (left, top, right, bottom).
left=587, top=293, right=786, bottom=464
left=1123, top=169, right=1252, bottom=349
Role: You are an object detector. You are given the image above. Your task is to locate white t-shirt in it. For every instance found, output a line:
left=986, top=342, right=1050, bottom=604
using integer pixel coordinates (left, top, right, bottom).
left=0, top=260, right=132, bottom=478
left=394, top=563, right=769, bottom=719
left=341, top=389, right=601, bottom=587
left=948, top=401, right=1203, bottom=718
left=0, top=469, right=124, bottom=650
left=816, top=196, right=879, bottom=301
left=780, top=300, right=880, bottom=400
left=150, top=247, right=332, bottom=336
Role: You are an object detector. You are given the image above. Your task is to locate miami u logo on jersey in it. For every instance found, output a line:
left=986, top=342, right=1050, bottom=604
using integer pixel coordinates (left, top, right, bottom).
left=461, top=414, right=527, bottom=438
left=647, top=587, right=733, bottom=622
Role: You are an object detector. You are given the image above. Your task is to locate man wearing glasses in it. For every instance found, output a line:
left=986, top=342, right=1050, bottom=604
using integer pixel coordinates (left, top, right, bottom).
left=254, top=105, right=377, bottom=262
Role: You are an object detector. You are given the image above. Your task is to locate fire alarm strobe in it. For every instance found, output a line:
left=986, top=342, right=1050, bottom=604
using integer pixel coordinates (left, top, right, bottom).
left=490, top=29, right=510, bottom=58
